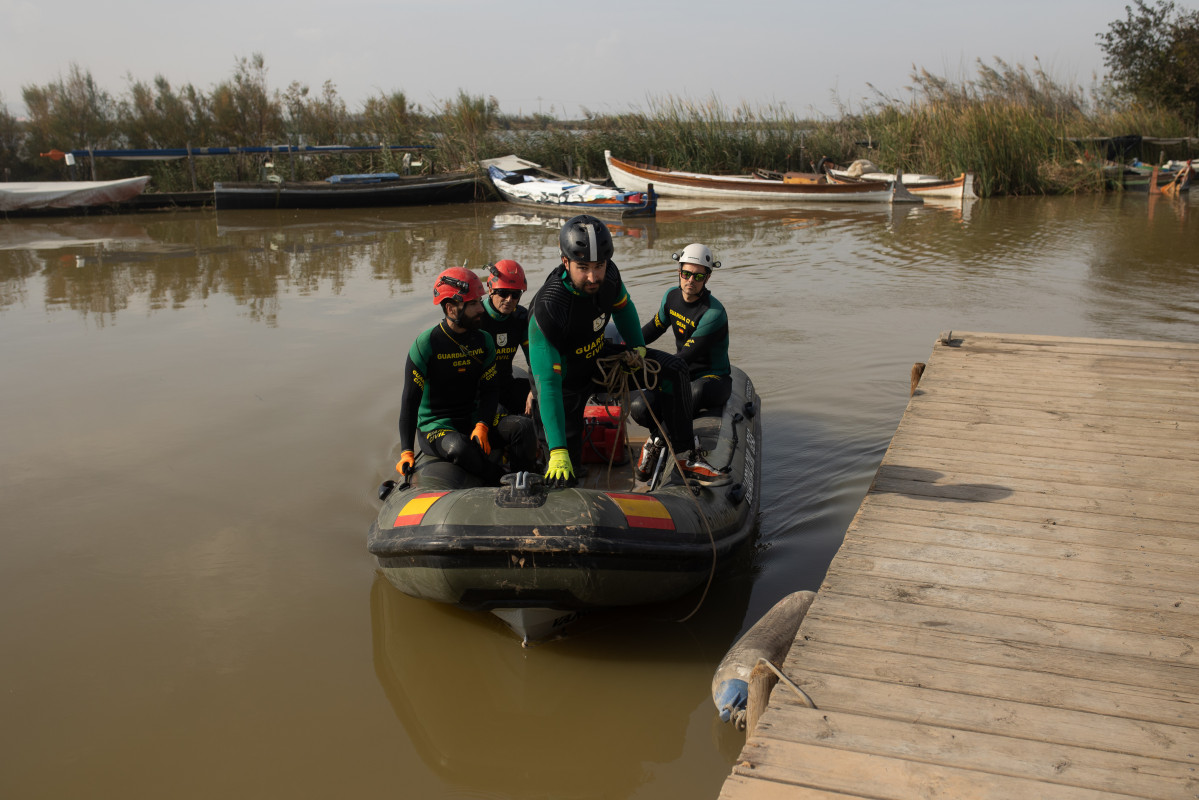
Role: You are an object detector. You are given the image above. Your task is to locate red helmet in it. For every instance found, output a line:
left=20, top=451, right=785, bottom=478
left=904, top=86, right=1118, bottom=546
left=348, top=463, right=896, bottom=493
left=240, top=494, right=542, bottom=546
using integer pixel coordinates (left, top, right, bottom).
left=432, top=267, right=485, bottom=306
left=487, top=259, right=527, bottom=292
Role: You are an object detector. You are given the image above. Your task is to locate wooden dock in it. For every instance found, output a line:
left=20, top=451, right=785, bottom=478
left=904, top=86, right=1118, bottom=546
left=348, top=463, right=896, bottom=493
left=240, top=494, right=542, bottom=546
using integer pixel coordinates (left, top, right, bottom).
left=721, top=332, right=1199, bottom=799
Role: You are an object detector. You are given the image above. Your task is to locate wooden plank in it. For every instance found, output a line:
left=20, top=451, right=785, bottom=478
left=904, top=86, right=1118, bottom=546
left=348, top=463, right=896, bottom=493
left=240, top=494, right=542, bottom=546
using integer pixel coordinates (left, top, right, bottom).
left=917, top=386, right=1199, bottom=423
left=875, top=463, right=1199, bottom=513
left=795, top=613, right=1199, bottom=697
left=861, top=491, right=1199, bottom=540
left=880, top=443, right=1199, bottom=492
left=804, top=592, right=1198, bottom=665
left=901, top=401, right=1199, bottom=438
left=818, top=569, right=1199, bottom=639
left=752, top=707, right=1198, bottom=798
left=731, top=737, right=1150, bottom=800
left=887, top=420, right=1199, bottom=463
left=868, top=474, right=1199, bottom=526
left=942, top=332, right=1199, bottom=351
left=719, top=774, right=862, bottom=800
left=770, top=671, right=1199, bottom=762
left=850, top=503, right=1199, bottom=560
left=786, top=638, right=1199, bottom=725
left=834, top=533, right=1199, bottom=591
left=826, top=549, right=1199, bottom=616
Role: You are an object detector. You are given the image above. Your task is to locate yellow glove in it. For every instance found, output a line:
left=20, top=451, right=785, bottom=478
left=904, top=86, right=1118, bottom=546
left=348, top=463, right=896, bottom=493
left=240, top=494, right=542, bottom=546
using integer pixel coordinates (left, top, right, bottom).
left=471, top=422, right=491, bottom=455
left=544, top=448, right=575, bottom=487
left=623, top=345, right=647, bottom=374
left=396, top=450, right=415, bottom=476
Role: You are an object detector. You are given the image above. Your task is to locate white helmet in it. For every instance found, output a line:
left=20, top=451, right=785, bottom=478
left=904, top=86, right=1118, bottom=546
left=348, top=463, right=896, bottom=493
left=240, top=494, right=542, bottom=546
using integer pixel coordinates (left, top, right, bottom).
left=672, top=243, right=721, bottom=270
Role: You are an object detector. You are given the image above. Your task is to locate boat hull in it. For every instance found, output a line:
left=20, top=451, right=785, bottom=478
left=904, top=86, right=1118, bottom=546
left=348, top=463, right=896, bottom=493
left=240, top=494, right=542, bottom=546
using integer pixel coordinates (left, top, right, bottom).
left=605, top=151, right=911, bottom=203
left=367, top=367, right=762, bottom=635
left=0, top=176, right=151, bottom=214
left=488, top=165, right=657, bottom=218
left=213, top=173, right=481, bottom=210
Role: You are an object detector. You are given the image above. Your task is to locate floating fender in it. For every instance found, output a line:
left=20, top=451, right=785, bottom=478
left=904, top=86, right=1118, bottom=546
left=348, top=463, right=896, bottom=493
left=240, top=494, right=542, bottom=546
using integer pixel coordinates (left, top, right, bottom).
left=711, top=590, right=817, bottom=726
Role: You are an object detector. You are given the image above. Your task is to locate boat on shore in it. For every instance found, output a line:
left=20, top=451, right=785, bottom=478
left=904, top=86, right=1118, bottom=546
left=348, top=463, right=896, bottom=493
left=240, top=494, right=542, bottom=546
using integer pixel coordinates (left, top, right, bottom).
left=367, top=366, right=762, bottom=643
left=0, top=176, right=151, bottom=215
left=485, top=156, right=656, bottom=218
left=213, top=170, right=482, bottom=210
left=604, top=151, right=917, bottom=203
left=821, top=159, right=979, bottom=200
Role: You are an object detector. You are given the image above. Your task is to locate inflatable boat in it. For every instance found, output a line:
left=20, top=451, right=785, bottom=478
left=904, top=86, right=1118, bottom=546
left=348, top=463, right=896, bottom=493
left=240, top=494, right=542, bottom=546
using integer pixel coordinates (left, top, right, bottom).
left=367, top=366, right=762, bottom=642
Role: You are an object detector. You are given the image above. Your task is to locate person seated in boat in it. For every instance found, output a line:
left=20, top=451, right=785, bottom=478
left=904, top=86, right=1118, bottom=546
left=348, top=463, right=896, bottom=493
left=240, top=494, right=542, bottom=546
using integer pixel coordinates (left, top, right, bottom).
left=529, top=214, right=720, bottom=488
left=631, top=243, right=731, bottom=480
left=637, top=243, right=732, bottom=412
left=396, top=267, right=537, bottom=485
left=478, top=259, right=534, bottom=417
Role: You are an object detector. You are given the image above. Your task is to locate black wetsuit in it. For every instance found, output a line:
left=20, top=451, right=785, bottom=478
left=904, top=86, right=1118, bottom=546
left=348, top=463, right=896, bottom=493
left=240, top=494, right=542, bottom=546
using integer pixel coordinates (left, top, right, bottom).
left=641, top=286, right=732, bottom=412
left=398, top=321, right=535, bottom=484
left=478, top=297, right=531, bottom=415
left=529, top=262, right=694, bottom=466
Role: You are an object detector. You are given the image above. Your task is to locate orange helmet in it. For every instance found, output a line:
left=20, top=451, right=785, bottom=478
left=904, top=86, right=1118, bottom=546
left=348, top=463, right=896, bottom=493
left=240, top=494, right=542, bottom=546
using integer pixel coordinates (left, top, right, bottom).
left=486, top=259, right=527, bottom=292
left=432, top=267, right=484, bottom=306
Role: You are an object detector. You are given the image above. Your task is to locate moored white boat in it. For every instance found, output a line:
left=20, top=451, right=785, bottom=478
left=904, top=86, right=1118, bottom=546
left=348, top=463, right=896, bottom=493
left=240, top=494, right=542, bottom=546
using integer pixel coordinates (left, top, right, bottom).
left=0, top=176, right=151, bottom=213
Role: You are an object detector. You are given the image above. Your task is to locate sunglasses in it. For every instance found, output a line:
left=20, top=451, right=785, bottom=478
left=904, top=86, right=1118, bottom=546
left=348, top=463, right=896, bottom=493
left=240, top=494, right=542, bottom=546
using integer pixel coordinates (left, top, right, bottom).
left=679, top=269, right=708, bottom=282
left=492, top=288, right=521, bottom=300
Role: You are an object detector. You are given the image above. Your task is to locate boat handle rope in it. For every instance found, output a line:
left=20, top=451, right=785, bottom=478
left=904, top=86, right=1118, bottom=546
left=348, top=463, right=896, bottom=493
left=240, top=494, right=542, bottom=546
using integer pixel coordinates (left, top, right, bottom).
left=594, top=350, right=718, bottom=623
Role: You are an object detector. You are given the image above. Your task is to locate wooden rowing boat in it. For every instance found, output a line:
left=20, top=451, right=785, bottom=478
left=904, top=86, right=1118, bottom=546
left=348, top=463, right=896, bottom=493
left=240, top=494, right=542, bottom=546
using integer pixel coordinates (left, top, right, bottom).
left=821, top=159, right=979, bottom=200
left=604, top=152, right=919, bottom=203
left=213, top=171, right=482, bottom=210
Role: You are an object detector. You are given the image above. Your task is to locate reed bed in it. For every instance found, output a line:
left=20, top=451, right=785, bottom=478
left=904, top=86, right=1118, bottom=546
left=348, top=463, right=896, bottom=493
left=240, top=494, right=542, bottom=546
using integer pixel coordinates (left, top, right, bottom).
left=7, top=59, right=1196, bottom=195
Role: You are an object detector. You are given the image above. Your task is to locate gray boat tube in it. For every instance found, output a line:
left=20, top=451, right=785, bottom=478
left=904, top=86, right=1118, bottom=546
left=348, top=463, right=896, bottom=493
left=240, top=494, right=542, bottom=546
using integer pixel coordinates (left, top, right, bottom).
left=711, top=590, right=817, bottom=727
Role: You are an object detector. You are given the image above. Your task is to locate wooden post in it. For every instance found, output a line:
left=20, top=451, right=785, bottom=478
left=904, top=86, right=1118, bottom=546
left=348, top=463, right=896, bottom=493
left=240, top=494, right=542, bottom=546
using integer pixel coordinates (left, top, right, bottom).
left=186, top=144, right=198, bottom=191
left=746, top=661, right=778, bottom=738
left=910, top=362, right=926, bottom=396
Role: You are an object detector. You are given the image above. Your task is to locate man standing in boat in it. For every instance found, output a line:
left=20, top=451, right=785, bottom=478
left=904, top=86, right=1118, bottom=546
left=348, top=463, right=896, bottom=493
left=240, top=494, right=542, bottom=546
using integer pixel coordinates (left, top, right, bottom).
left=479, top=259, right=534, bottom=417
left=633, top=243, right=731, bottom=479
left=529, top=214, right=720, bottom=487
left=396, top=267, right=537, bottom=485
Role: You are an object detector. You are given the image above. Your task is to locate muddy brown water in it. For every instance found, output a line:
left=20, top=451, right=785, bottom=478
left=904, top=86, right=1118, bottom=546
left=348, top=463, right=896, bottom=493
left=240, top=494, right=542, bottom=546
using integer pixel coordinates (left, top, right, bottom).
left=1, top=193, right=1195, bottom=798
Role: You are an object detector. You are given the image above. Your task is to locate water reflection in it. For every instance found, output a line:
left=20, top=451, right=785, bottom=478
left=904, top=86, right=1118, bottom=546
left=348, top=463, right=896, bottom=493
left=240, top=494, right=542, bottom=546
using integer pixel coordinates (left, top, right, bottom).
left=369, top=561, right=752, bottom=799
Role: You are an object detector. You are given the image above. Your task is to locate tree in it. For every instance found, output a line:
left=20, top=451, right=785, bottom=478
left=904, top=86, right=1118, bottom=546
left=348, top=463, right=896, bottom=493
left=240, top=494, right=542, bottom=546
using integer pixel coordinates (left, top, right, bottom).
left=1098, top=0, right=1199, bottom=124
left=209, top=54, right=283, bottom=146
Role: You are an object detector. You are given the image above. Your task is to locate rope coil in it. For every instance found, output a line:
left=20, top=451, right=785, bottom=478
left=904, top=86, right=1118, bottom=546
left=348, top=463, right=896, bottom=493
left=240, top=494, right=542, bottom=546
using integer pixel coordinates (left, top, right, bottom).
left=593, top=350, right=717, bottom=622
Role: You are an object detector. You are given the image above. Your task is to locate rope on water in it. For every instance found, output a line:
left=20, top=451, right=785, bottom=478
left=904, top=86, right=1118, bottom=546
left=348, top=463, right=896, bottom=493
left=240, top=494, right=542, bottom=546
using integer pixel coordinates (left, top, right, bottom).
left=593, top=351, right=718, bottom=623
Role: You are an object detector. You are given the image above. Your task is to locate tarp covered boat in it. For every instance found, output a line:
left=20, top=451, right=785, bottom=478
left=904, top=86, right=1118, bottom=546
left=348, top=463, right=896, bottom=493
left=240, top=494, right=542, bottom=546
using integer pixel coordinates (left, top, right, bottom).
left=487, top=163, right=656, bottom=218
left=0, top=176, right=151, bottom=213
left=367, top=366, right=762, bottom=642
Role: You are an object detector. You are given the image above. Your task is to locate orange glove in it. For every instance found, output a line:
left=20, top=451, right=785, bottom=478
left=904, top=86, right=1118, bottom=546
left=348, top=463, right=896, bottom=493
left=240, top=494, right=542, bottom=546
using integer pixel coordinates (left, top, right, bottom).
left=396, top=450, right=415, bottom=476
left=471, top=422, right=491, bottom=455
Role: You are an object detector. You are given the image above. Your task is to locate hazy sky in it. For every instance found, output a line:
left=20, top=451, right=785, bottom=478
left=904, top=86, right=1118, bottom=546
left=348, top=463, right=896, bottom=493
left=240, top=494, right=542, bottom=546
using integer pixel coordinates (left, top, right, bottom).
left=1, top=0, right=1146, bottom=121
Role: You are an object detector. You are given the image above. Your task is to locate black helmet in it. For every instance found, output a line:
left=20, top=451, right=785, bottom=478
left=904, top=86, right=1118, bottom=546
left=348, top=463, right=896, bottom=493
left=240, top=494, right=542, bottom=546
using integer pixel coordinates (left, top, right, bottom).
left=559, top=215, right=614, bottom=263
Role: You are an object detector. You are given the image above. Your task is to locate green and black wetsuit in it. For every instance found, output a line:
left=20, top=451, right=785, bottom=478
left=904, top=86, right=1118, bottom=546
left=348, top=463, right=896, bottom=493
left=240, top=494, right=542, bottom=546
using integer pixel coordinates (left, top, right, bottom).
left=479, top=297, right=531, bottom=414
left=641, top=286, right=732, bottom=412
left=530, top=261, right=694, bottom=465
left=399, top=321, right=534, bottom=483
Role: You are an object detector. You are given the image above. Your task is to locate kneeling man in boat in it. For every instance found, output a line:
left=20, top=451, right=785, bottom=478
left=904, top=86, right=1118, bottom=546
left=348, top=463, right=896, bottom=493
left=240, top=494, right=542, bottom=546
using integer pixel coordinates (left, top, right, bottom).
left=478, top=259, right=534, bottom=417
left=530, top=214, right=720, bottom=488
left=632, top=243, right=731, bottom=479
left=396, top=267, right=537, bottom=485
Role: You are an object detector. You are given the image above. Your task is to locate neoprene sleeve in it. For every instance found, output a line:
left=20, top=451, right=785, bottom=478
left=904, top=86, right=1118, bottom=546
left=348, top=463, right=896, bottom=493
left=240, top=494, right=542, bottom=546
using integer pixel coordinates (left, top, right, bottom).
left=528, top=315, right=568, bottom=451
